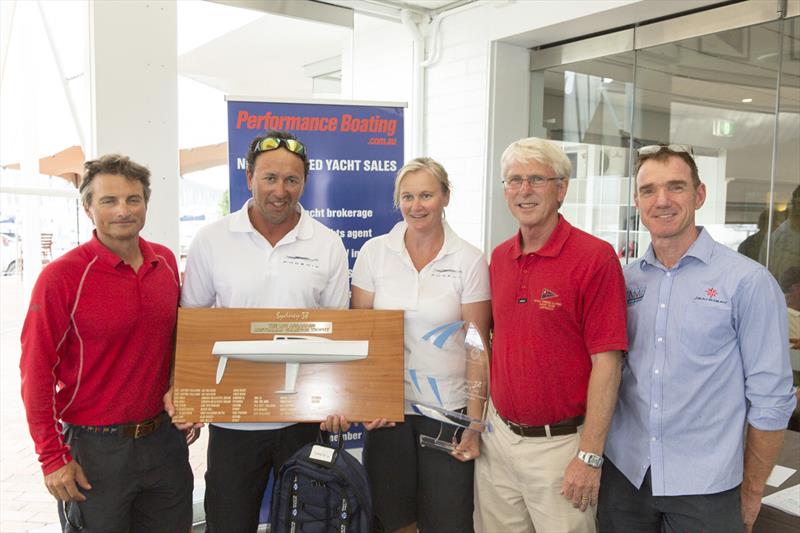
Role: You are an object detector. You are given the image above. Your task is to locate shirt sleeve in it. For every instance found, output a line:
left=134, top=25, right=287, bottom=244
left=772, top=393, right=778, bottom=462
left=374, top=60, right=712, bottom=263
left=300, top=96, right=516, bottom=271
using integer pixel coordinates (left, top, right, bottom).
left=351, top=239, right=375, bottom=293
left=737, top=267, right=797, bottom=430
left=582, top=253, right=629, bottom=355
left=19, top=266, right=75, bottom=475
left=181, top=229, right=216, bottom=308
left=319, top=236, right=350, bottom=310
left=461, top=250, right=491, bottom=304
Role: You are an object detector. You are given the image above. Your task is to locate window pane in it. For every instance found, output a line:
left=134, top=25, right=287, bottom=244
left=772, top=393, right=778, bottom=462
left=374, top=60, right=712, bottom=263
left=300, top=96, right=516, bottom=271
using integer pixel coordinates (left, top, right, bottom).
left=534, top=52, right=636, bottom=261
left=771, top=16, right=800, bottom=348
left=632, top=22, right=781, bottom=257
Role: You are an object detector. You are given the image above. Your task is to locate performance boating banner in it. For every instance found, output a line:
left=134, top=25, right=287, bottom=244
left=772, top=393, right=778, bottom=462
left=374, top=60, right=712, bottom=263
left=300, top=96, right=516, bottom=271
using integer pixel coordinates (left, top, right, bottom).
left=226, top=98, right=405, bottom=270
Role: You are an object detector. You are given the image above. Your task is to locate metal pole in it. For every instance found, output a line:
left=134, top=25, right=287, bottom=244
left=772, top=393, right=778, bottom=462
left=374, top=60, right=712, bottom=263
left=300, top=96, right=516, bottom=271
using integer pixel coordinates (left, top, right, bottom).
left=35, top=0, right=88, bottom=153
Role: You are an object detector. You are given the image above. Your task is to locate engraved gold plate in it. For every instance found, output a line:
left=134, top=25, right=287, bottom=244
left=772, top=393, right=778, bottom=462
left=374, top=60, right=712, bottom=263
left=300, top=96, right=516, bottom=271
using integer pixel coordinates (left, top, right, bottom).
left=250, top=322, right=334, bottom=334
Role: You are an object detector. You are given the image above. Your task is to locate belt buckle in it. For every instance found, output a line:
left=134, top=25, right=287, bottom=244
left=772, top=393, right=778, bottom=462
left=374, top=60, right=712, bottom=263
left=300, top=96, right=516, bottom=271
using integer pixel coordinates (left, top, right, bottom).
left=133, top=418, right=156, bottom=439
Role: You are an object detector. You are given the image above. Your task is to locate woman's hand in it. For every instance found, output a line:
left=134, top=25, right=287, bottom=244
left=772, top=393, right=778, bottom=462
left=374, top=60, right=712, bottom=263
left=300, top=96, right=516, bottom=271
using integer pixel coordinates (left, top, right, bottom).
left=364, top=418, right=396, bottom=431
left=451, top=429, right=481, bottom=462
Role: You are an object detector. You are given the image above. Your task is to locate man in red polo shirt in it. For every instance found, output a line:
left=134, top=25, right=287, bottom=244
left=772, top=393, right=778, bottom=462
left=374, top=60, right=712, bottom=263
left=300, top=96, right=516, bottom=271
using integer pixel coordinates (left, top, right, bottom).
left=20, top=154, right=193, bottom=532
left=474, top=137, right=627, bottom=533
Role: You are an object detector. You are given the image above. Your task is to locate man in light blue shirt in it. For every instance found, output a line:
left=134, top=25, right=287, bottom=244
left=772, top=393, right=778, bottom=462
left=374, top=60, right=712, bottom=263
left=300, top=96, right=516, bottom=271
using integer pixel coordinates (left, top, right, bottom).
left=599, top=145, right=796, bottom=533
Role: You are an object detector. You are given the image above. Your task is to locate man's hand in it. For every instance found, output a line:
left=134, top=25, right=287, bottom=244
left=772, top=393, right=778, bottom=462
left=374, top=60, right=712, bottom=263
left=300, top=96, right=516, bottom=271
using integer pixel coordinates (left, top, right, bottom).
left=320, top=415, right=351, bottom=433
left=741, top=486, right=763, bottom=533
left=560, top=457, right=600, bottom=512
left=451, top=429, right=480, bottom=462
left=164, top=386, right=204, bottom=433
left=183, top=426, right=202, bottom=445
left=741, top=426, right=785, bottom=532
left=44, top=460, right=91, bottom=502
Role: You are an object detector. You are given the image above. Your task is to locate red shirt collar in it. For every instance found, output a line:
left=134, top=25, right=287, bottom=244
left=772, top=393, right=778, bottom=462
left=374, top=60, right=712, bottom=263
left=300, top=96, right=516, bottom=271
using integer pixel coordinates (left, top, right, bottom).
left=86, top=231, right=158, bottom=269
left=509, top=214, right=572, bottom=259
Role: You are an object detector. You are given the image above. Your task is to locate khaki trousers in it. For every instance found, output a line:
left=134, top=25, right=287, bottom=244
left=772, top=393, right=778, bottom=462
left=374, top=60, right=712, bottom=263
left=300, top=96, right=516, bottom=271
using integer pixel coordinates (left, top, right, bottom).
left=474, top=402, right=596, bottom=533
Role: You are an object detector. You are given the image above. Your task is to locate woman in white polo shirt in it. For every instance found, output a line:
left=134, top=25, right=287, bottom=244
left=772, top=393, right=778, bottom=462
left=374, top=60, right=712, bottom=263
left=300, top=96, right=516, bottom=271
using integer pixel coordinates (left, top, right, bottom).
left=353, top=157, right=491, bottom=533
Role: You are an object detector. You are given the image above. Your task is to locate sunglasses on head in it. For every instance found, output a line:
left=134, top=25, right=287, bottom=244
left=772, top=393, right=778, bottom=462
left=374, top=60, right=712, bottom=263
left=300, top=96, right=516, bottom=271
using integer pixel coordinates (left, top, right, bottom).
left=253, top=137, right=306, bottom=156
left=637, top=144, right=693, bottom=156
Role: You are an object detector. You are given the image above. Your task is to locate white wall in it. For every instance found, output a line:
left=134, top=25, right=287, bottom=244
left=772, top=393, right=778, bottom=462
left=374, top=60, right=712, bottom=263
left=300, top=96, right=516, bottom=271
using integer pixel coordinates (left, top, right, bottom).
left=349, top=15, right=414, bottom=103
left=349, top=0, right=651, bottom=251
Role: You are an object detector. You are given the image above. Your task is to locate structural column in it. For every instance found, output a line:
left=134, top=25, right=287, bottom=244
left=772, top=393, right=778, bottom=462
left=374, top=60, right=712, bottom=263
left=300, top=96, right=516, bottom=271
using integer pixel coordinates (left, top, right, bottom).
left=88, top=0, right=180, bottom=255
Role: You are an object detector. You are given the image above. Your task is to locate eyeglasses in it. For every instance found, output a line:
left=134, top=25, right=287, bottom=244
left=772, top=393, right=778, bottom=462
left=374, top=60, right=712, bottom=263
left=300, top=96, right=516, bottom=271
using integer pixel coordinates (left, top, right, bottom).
left=502, top=175, right=565, bottom=190
left=637, top=144, right=693, bottom=156
left=253, top=137, right=306, bottom=156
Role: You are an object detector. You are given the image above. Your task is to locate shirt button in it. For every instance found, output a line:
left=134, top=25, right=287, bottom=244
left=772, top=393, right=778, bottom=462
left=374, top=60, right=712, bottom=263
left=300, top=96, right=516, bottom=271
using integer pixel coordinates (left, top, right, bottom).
left=651, top=437, right=657, bottom=441
left=659, top=303, right=665, bottom=308
left=666, top=272, right=671, bottom=277
left=657, top=337, right=663, bottom=342
left=654, top=403, right=659, bottom=409
left=654, top=369, right=660, bottom=374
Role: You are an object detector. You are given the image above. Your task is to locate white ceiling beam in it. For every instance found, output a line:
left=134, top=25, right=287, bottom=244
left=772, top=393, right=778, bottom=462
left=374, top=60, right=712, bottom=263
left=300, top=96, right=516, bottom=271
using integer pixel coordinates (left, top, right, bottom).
left=209, top=0, right=354, bottom=28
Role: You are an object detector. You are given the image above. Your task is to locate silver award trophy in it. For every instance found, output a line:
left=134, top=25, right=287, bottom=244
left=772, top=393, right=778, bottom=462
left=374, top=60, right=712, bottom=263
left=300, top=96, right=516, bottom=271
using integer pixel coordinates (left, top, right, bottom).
left=412, top=322, right=491, bottom=454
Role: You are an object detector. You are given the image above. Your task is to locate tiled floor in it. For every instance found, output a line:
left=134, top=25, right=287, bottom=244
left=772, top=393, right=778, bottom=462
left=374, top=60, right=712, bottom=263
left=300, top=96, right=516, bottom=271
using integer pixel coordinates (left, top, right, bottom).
left=0, top=278, right=209, bottom=532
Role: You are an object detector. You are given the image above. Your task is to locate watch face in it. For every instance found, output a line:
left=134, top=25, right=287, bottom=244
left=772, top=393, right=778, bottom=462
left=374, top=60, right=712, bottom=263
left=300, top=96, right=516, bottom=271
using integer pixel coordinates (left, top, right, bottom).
left=580, top=451, right=603, bottom=468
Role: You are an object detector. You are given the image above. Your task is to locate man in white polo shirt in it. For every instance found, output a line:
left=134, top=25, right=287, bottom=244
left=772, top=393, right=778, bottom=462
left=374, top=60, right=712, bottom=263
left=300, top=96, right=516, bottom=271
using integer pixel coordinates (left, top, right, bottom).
left=180, top=131, right=349, bottom=533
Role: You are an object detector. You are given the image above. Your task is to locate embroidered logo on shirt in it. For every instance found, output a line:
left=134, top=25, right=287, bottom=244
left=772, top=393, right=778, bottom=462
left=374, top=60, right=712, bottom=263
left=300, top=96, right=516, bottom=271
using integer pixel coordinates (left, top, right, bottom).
left=626, top=286, right=646, bottom=305
left=694, top=287, right=727, bottom=304
left=540, top=288, right=558, bottom=299
left=533, top=288, right=562, bottom=311
left=431, top=268, right=461, bottom=279
left=282, top=255, right=320, bottom=269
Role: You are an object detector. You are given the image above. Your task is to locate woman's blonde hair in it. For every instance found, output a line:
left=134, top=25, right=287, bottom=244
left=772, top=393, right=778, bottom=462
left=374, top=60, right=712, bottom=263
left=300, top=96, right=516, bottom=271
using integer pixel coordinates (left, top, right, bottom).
left=393, top=157, right=451, bottom=208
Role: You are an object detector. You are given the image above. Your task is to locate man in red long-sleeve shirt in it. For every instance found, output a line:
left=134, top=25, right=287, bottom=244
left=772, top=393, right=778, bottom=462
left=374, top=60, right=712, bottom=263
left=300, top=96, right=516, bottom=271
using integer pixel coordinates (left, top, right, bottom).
left=20, top=154, right=193, bottom=532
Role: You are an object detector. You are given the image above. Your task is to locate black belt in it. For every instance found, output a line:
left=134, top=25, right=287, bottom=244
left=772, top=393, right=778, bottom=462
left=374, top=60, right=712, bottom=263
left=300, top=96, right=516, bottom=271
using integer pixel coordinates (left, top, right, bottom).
left=497, top=413, right=584, bottom=437
left=75, top=411, right=167, bottom=439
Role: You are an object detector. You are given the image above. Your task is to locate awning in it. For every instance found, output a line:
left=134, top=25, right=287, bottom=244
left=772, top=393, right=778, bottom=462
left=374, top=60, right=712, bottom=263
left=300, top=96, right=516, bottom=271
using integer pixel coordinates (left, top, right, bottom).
left=2, top=143, right=229, bottom=187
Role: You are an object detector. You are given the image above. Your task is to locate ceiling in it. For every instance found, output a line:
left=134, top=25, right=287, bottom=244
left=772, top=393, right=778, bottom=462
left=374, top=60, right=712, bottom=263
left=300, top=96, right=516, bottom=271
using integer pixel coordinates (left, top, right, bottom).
left=179, top=12, right=350, bottom=96
left=321, top=0, right=476, bottom=17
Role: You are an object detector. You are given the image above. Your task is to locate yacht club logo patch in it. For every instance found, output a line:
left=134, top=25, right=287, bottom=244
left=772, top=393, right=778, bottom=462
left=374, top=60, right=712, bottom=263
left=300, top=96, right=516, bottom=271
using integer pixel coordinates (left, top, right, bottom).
left=534, top=288, right=562, bottom=310
left=695, top=287, right=727, bottom=304
left=626, top=286, right=646, bottom=305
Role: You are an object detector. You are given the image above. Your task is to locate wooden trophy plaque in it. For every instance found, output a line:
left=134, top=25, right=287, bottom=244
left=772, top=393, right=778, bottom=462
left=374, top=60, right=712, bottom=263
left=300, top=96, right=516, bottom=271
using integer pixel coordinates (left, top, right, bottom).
left=172, top=308, right=405, bottom=423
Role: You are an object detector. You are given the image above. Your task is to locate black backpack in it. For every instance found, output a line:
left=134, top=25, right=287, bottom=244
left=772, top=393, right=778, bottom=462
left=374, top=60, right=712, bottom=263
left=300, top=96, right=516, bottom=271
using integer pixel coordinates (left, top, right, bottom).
left=270, top=433, right=372, bottom=533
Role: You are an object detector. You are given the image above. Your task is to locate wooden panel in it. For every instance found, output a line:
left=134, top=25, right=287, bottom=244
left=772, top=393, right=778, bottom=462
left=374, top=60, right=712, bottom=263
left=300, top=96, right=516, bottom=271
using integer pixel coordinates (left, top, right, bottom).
left=172, top=308, right=404, bottom=423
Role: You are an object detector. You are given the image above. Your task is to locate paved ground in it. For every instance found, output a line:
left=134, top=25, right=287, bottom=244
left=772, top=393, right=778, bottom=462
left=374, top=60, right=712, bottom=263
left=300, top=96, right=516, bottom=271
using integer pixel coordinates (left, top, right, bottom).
left=0, top=277, right=209, bottom=532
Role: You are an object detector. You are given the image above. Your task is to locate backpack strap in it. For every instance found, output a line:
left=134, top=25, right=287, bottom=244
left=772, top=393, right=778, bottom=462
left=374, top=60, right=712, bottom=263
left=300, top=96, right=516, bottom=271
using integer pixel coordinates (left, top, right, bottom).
left=289, top=474, right=300, bottom=532
left=337, top=494, right=350, bottom=532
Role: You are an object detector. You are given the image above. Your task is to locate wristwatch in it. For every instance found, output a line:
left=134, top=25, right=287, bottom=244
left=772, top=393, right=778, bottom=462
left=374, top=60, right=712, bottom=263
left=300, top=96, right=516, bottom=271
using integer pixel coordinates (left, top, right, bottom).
left=577, top=450, right=604, bottom=469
